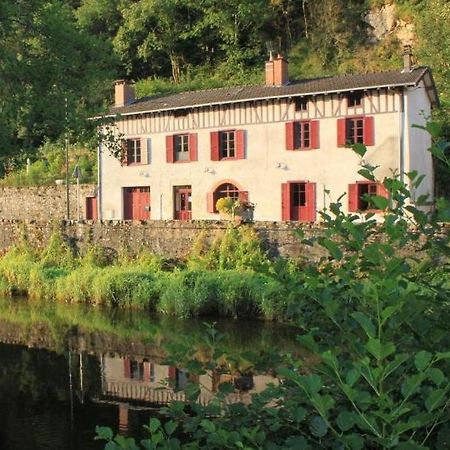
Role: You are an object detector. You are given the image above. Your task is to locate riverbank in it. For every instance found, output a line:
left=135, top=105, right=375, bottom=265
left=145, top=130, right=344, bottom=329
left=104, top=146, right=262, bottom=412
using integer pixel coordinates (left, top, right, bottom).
left=0, top=227, right=306, bottom=320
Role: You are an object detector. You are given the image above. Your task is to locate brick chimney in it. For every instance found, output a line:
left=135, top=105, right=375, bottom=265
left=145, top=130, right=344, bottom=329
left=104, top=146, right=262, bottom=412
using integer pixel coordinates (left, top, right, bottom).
left=114, top=80, right=135, bottom=107
left=265, top=54, right=289, bottom=86
left=402, top=45, right=413, bottom=72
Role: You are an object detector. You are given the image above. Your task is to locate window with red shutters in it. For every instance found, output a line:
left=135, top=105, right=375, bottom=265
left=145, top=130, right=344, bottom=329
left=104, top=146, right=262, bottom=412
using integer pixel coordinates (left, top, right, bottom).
left=286, top=120, right=319, bottom=150
left=166, top=133, right=198, bottom=163
left=210, top=130, right=245, bottom=160
left=337, top=116, right=375, bottom=147
left=348, top=181, right=388, bottom=212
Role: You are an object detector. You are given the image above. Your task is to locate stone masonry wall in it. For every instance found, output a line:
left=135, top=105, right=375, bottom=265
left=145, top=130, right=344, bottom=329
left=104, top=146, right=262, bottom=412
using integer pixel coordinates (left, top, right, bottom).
left=0, top=184, right=96, bottom=221
left=0, top=219, right=324, bottom=260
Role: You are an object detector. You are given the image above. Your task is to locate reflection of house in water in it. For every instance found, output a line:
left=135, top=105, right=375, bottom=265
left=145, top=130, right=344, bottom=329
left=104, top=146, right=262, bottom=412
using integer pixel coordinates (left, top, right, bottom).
left=100, top=353, right=278, bottom=406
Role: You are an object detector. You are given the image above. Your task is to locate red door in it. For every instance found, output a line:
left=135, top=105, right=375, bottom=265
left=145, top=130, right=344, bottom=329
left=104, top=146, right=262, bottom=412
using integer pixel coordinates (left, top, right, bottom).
left=174, top=186, right=192, bottom=220
left=85, top=196, right=97, bottom=220
left=123, top=187, right=150, bottom=220
left=282, top=182, right=316, bottom=221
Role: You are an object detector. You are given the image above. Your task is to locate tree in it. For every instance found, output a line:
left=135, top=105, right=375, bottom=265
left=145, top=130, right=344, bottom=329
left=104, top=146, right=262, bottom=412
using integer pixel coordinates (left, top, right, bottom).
left=0, top=0, right=115, bottom=175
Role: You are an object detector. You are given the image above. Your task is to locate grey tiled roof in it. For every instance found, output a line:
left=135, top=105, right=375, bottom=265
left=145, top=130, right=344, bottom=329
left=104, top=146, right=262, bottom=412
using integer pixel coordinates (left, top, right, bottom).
left=110, top=67, right=437, bottom=116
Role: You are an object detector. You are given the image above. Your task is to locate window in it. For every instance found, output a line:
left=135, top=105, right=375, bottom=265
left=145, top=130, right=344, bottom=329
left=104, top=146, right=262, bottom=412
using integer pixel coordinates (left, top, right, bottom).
left=166, top=133, right=197, bottom=163
left=125, top=138, right=141, bottom=164
left=174, top=134, right=189, bottom=161
left=210, top=130, right=245, bottom=160
left=346, top=91, right=363, bottom=108
left=220, top=131, right=235, bottom=158
left=348, top=182, right=388, bottom=212
left=337, top=116, right=374, bottom=147
left=292, top=183, right=306, bottom=206
left=286, top=120, right=319, bottom=150
left=294, top=97, right=308, bottom=111
left=207, top=182, right=248, bottom=213
left=346, top=117, right=364, bottom=144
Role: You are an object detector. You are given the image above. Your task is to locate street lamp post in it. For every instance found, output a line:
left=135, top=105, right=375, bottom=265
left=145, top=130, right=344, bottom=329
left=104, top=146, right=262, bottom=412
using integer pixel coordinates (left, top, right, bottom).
left=65, top=96, right=70, bottom=221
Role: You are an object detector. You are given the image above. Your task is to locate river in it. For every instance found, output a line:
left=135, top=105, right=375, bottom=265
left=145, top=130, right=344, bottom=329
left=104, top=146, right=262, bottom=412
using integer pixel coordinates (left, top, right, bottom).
left=0, top=297, right=300, bottom=450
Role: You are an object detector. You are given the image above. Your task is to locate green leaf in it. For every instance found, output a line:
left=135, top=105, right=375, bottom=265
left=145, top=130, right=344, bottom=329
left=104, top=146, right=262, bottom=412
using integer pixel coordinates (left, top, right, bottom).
left=285, top=436, right=311, bottom=449
left=184, top=382, right=201, bottom=401
left=300, top=375, right=322, bottom=395
left=292, top=407, right=307, bottom=423
left=414, top=351, right=432, bottom=371
left=351, top=312, right=376, bottom=338
left=95, top=426, right=114, bottom=441
left=337, top=410, right=356, bottom=431
left=297, top=334, right=319, bottom=353
left=436, top=351, right=450, bottom=361
left=384, top=354, right=409, bottom=378
left=200, top=419, right=216, bottom=433
left=164, top=420, right=177, bottom=436
left=218, top=381, right=235, bottom=394
left=319, top=238, right=343, bottom=260
left=425, top=389, right=447, bottom=412
left=381, top=305, right=401, bottom=322
left=358, top=168, right=376, bottom=181
left=366, top=338, right=396, bottom=360
left=370, top=195, right=389, bottom=210
left=309, top=416, right=328, bottom=438
left=352, top=143, right=367, bottom=157
left=345, top=368, right=361, bottom=387
left=321, top=350, right=338, bottom=369
left=401, top=373, right=425, bottom=398
left=425, top=121, right=442, bottom=138
left=427, top=368, right=445, bottom=386
left=340, top=433, right=364, bottom=450
left=148, top=418, right=161, bottom=435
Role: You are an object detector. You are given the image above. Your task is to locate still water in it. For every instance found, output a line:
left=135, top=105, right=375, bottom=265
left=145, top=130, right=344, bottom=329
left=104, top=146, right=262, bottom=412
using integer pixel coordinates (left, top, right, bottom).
left=0, top=298, right=299, bottom=450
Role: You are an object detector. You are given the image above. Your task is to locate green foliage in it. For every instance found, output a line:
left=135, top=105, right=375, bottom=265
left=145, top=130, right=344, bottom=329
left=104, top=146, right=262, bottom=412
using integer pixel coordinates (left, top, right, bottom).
left=0, top=141, right=97, bottom=187
left=187, top=226, right=270, bottom=273
left=96, top=132, right=450, bottom=449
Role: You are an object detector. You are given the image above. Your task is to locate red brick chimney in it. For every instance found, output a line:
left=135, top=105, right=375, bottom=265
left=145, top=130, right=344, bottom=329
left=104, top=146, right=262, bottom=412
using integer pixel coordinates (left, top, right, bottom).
left=114, top=80, right=135, bottom=107
left=265, top=54, right=288, bottom=86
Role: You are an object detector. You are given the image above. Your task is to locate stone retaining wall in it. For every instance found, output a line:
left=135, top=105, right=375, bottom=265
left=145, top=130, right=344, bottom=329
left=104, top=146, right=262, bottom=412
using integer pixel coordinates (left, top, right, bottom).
left=0, top=184, right=96, bottom=221
left=0, top=219, right=323, bottom=260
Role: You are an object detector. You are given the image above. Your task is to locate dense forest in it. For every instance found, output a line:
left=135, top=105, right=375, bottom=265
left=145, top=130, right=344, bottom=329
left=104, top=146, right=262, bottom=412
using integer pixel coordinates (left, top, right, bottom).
left=0, top=0, right=449, bottom=178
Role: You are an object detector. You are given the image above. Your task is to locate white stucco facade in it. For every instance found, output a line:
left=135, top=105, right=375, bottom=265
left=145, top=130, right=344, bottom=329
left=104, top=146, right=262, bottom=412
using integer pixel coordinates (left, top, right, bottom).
left=98, top=70, right=436, bottom=222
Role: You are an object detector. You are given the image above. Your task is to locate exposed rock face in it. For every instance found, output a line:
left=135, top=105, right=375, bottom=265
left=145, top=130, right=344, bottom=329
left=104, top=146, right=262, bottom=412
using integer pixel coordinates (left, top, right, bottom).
left=366, top=2, right=414, bottom=45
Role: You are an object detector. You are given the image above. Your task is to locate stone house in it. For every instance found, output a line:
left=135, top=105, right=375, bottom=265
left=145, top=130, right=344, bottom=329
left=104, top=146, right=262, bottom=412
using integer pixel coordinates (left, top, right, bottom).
left=96, top=49, right=438, bottom=221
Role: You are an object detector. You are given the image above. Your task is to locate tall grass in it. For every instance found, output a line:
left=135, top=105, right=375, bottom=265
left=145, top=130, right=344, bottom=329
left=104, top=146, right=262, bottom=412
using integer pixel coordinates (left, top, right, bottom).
left=0, top=227, right=300, bottom=320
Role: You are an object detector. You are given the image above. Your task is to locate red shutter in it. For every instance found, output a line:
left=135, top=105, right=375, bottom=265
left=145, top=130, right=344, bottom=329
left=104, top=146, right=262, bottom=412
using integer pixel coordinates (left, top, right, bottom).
left=236, top=130, right=245, bottom=159
left=168, top=366, right=177, bottom=380
left=210, top=132, right=219, bottom=161
left=166, top=135, right=174, bottom=163
left=286, top=122, right=295, bottom=150
left=337, top=118, right=346, bottom=147
left=281, top=183, right=291, bottom=220
left=124, top=358, right=131, bottom=378
left=348, top=183, right=358, bottom=212
left=207, top=192, right=215, bottom=213
left=238, top=191, right=249, bottom=203
left=189, top=133, right=198, bottom=161
left=364, top=116, right=375, bottom=146
left=143, top=362, right=151, bottom=382
left=377, top=182, right=389, bottom=199
left=305, top=182, right=316, bottom=221
left=310, top=120, right=320, bottom=149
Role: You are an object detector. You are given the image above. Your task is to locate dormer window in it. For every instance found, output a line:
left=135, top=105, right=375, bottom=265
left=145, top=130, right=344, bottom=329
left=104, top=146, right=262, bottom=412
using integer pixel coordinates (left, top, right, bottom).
left=294, top=97, right=308, bottom=111
left=347, top=91, right=363, bottom=108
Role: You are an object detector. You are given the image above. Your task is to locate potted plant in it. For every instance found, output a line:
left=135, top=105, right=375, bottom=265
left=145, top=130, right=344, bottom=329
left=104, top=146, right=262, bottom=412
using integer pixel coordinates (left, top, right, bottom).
left=215, top=197, right=255, bottom=223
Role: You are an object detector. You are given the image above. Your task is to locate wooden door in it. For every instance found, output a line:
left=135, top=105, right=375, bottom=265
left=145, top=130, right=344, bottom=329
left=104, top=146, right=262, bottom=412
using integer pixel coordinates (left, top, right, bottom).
left=174, top=186, right=192, bottom=220
left=85, top=196, right=97, bottom=220
left=123, top=187, right=150, bottom=220
left=282, top=182, right=316, bottom=221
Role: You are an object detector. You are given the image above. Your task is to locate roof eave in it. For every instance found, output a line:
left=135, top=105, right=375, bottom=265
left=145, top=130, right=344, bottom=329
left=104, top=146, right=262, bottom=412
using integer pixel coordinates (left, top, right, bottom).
left=102, top=80, right=427, bottom=119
